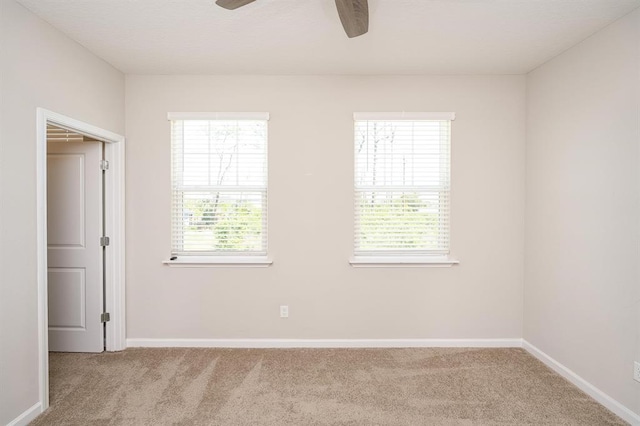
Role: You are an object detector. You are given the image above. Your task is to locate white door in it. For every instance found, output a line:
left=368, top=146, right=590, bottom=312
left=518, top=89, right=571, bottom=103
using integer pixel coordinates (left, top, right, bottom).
left=47, top=141, right=104, bottom=353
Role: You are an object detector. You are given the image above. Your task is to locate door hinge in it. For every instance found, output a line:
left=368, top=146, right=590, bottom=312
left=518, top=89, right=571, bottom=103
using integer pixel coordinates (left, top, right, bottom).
left=100, top=236, right=110, bottom=247
left=100, top=160, right=109, bottom=171
left=101, top=312, right=110, bottom=323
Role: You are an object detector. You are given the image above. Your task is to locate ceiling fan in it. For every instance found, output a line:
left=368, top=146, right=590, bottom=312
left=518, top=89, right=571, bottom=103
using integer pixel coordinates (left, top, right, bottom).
left=215, top=0, right=369, bottom=38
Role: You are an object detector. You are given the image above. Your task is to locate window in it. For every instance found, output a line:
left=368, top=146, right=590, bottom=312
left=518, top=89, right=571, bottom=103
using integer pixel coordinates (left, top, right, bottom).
left=169, top=113, right=268, bottom=260
left=352, top=112, right=455, bottom=264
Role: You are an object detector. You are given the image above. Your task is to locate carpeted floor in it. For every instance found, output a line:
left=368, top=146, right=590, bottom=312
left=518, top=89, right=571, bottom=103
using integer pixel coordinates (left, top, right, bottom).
left=31, top=348, right=625, bottom=425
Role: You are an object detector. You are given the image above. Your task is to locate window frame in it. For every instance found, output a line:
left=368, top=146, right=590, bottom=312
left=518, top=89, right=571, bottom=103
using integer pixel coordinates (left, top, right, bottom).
left=164, top=112, right=271, bottom=267
left=350, top=112, right=458, bottom=267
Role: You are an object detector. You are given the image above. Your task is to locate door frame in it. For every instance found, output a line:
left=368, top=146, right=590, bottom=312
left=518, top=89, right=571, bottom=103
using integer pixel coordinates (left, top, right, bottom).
left=36, top=108, right=126, bottom=411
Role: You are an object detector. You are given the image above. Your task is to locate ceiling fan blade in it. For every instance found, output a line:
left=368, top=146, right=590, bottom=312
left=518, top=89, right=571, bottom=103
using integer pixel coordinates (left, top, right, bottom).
left=335, top=0, right=369, bottom=38
left=215, top=0, right=257, bottom=10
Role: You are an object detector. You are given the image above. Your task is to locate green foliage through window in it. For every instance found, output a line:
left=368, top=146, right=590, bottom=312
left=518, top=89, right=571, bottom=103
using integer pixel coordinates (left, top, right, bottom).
left=181, top=194, right=263, bottom=253
left=357, top=191, right=444, bottom=252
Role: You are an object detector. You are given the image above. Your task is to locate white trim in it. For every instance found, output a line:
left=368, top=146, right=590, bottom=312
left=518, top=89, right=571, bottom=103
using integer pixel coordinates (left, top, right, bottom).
left=44, top=110, right=124, bottom=142
left=163, top=256, right=273, bottom=268
left=6, top=402, right=42, bottom=426
left=167, top=112, right=270, bottom=121
left=36, top=108, right=127, bottom=414
left=127, top=338, right=522, bottom=349
left=523, top=340, right=640, bottom=425
left=350, top=256, right=459, bottom=267
left=103, top=137, right=127, bottom=352
left=353, top=112, right=456, bottom=121
left=35, top=108, right=49, bottom=411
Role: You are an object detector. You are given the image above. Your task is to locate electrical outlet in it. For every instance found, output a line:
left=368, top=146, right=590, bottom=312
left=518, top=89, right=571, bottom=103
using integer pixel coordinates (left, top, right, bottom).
left=634, top=361, right=640, bottom=383
left=280, top=305, right=289, bottom=318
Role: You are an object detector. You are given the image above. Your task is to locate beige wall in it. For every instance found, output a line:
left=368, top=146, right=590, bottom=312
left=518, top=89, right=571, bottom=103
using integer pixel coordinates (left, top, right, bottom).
left=525, top=8, right=640, bottom=414
left=0, top=0, right=125, bottom=423
left=125, top=75, right=526, bottom=341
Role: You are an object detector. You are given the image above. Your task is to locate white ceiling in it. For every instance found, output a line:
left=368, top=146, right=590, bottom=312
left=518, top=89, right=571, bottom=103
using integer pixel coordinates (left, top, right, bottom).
left=17, top=0, right=640, bottom=75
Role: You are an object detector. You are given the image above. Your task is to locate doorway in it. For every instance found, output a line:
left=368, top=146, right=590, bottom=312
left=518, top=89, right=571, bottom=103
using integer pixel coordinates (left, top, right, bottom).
left=36, top=108, right=126, bottom=411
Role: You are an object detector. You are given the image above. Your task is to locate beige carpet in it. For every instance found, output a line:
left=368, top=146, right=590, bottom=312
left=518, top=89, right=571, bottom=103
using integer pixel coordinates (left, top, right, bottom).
left=31, top=348, right=625, bottom=425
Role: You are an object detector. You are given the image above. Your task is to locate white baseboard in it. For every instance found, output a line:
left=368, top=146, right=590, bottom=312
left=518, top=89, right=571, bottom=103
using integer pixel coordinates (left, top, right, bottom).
left=6, top=402, right=42, bottom=426
left=523, top=340, right=640, bottom=425
left=126, top=338, right=523, bottom=349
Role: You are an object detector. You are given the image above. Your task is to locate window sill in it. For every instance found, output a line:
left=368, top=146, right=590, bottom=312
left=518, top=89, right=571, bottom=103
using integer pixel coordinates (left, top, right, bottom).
left=349, top=256, right=459, bottom=268
left=163, top=256, right=273, bottom=268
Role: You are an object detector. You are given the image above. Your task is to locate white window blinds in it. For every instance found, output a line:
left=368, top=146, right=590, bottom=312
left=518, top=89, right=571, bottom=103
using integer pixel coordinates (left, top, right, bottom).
left=354, top=112, right=454, bottom=257
left=170, top=113, right=268, bottom=256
